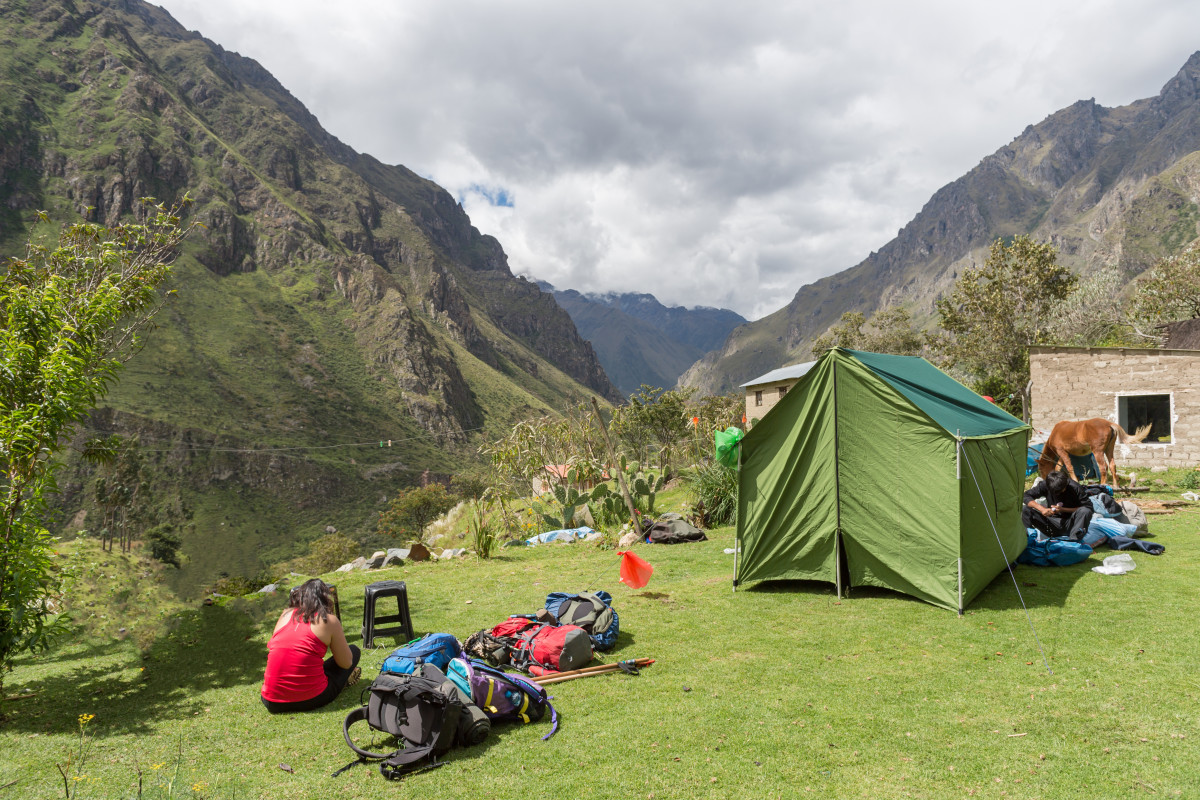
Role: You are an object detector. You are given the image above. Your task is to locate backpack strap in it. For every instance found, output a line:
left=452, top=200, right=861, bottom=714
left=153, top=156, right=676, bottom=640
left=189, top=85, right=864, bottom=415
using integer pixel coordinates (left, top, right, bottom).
left=510, top=624, right=551, bottom=672
left=333, top=686, right=451, bottom=779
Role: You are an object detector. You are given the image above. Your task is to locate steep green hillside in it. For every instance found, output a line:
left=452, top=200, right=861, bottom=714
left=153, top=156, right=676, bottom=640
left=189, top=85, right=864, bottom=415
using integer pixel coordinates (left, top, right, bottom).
left=682, top=55, right=1200, bottom=394
left=0, top=0, right=620, bottom=593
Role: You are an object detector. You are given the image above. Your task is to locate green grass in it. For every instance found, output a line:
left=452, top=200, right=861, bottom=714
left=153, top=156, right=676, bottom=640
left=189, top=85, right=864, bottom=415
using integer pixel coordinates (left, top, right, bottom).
left=4, top=489, right=1200, bottom=799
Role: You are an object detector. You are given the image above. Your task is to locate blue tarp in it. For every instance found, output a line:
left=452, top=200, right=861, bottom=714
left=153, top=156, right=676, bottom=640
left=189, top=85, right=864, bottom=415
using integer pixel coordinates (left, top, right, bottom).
left=1026, top=443, right=1101, bottom=479
left=524, top=526, right=597, bottom=545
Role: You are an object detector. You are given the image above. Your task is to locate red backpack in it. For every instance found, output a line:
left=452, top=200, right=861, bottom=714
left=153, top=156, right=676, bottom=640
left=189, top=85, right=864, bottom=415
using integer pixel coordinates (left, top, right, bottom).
left=486, top=617, right=593, bottom=676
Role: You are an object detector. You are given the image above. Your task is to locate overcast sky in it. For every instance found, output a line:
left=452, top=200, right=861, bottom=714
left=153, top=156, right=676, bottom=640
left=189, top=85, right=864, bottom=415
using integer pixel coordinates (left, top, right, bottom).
left=153, top=0, right=1199, bottom=320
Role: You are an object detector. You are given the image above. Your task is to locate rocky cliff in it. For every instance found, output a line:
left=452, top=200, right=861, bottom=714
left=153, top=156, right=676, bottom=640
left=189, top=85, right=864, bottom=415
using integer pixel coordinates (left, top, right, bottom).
left=682, top=53, right=1200, bottom=394
left=0, top=0, right=621, bottom=591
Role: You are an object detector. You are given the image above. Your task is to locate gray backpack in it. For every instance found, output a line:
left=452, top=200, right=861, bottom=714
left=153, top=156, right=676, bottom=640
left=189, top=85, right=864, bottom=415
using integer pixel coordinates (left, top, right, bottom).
left=336, top=664, right=477, bottom=780
left=1118, top=500, right=1149, bottom=536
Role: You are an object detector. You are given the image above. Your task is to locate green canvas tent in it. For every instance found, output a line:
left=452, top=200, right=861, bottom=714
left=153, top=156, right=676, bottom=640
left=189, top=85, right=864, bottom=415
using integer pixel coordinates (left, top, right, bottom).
left=734, top=348, right=1030, bottom=612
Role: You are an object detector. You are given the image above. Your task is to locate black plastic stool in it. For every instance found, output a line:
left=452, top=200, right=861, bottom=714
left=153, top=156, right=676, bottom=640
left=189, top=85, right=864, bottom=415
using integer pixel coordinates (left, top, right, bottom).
left=361, top=580, right=414, bottom=648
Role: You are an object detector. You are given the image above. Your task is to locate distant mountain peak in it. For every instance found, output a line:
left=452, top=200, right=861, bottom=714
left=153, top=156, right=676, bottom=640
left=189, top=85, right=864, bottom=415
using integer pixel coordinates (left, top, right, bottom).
left=682, top=51, right=1200, bottom=395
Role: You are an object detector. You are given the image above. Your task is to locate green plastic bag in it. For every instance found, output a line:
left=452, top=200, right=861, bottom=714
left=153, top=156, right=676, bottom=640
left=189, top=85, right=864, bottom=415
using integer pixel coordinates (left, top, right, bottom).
left=714, top=427, right=744, bottom=468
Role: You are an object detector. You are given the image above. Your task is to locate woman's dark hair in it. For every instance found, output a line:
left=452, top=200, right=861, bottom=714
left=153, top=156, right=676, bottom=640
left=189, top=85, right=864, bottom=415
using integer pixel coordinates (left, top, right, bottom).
left=289, top=578, right=333, bottom=624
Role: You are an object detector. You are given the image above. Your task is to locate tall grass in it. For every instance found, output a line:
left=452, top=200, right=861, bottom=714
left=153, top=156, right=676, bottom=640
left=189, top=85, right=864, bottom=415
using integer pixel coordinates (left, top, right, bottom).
left=687, top=460, right=738, bottom=526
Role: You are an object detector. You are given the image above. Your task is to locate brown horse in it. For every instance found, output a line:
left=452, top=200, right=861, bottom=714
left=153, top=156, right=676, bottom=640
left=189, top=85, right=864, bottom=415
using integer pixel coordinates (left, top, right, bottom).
left=1037, top=418, right=1152, bottom=488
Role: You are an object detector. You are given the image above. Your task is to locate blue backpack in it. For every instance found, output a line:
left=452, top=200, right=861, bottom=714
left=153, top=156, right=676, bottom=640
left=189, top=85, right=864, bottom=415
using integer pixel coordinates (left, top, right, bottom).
left=380, top=633, right=463, bottom=676
left=1016, top=530, right=1093, bottom=567
left=544, top=591, right=619, bottom=651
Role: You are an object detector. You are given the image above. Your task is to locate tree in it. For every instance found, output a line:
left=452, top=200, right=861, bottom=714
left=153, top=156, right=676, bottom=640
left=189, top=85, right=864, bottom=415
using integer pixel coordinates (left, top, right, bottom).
left=0, top=199, right=191, bottom=696
left=1130, top=241, right=1200, bottom=334
left=812, top=306, right=927, bottom=358
left=935, top=235, right=1076, bottom=422
left=377, top=484, right=457, bottom=542
left=611, top=385, right=694, bottom=477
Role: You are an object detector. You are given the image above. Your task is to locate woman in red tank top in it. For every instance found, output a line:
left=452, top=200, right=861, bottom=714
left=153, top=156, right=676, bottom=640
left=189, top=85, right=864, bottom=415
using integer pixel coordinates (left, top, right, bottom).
left=261, top=579, right=361, bottom=713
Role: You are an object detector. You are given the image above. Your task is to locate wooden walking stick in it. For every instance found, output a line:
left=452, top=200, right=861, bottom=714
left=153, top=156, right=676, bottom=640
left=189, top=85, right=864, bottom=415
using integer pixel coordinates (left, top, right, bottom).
left=533, top=658, right=655, bottom=686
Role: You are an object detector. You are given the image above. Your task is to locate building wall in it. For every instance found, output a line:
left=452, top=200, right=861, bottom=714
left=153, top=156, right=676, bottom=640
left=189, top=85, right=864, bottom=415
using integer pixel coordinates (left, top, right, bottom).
left=745, top=380, right=795, bottom=424
left=1029, top=347, right=1200, bottom=469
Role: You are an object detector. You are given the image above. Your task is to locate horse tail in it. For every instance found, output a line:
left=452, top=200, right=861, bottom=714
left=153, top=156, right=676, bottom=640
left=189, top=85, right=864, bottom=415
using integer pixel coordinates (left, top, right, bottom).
left=1114, top=422, right=1152, bottom=444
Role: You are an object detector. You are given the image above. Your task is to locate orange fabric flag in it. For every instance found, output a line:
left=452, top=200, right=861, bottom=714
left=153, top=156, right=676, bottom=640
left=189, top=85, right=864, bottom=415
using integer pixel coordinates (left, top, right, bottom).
left=617, top=550, right=654, bottom=589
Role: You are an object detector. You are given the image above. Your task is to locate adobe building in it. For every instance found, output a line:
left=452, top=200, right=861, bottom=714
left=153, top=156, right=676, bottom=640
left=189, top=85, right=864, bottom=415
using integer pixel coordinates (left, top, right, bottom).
left=1029, top=334, right=1200, bottom=470
left=742, top=361, right=815, bottom=424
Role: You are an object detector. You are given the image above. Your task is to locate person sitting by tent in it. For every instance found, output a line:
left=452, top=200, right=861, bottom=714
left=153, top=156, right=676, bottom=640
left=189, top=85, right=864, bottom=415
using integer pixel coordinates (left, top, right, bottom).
left=1022, top=469, right=1093, bottom=542
left=260, top=578, right=361, bottom=713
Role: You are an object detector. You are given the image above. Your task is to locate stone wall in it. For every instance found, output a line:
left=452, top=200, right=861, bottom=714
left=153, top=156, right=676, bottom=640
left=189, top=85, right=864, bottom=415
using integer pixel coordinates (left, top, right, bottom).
left=745, top=380, right=795, bottom=424
left=1029, top=346, right=1200, bottom=469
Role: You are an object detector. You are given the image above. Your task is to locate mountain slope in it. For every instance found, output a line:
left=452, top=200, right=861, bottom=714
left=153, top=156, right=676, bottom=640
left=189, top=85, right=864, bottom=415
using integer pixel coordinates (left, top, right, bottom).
left=0, top=0, right=620, bottom=592
left=682, top=53, right=1200, bottom=394
left=545, top=285, right=746, bottom=395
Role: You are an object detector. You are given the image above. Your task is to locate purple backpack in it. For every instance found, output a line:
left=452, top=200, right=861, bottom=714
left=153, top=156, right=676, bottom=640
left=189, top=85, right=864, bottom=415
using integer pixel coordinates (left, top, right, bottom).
left=446, top=658, right=558, bottom=739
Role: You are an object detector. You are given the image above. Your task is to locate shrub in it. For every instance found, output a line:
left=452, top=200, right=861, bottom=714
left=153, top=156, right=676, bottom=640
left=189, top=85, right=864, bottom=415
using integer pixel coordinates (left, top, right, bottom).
left=299, top=532, right=362, bottom=574
left=1180, top=470, right=1200, bottom=491
left=377, top=484, right=457, bottom=542
left=688, top=460, right=738, bottom=527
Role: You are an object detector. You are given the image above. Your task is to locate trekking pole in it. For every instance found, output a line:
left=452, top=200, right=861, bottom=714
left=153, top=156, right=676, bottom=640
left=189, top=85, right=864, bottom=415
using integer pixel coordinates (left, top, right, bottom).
left=533, top=659, right=654, bottom=685
left=534, top=658, right=655, bottom=682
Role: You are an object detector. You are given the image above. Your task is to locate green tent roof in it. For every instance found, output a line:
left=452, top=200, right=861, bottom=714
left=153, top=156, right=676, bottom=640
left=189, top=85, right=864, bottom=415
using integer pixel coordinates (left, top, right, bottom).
left=845, top=349, right=1025, bottom=438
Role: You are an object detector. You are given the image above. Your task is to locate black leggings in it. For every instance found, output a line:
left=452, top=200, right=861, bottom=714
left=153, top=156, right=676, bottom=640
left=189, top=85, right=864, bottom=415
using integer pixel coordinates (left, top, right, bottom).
left=261, top=645, right=361, bottom=714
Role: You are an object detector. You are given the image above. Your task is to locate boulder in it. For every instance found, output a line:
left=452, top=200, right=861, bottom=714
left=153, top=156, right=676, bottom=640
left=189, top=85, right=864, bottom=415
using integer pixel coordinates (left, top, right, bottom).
left=325, top=525, right=337, bottom=533
left=364, top=550, right=387, bottom=569
left=438, top=548, right=466, bottom=560
left=619, top=531, right=641, bottom=547
left=407, top=543, right=432, bottom=562
left=382, top=548, right=407, bottom=568
left=349, top=556, right=367, bottom=570
left=335, top=562, right=355, bottom=573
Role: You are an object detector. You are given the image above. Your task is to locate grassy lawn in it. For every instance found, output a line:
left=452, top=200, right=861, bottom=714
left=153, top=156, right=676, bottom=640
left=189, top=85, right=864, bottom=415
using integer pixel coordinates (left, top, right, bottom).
left=3, top=491, right=1199, bottom=799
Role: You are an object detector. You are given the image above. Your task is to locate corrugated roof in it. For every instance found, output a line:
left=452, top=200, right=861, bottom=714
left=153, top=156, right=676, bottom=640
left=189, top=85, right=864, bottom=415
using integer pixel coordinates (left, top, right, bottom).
left=741, top=361, right=817, bottom=388
left=1163, top=318, right=1200, bottom=350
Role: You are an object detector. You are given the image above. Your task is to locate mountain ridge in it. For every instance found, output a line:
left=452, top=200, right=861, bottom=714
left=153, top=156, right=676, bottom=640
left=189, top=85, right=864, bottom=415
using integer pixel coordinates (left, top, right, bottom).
left=681, top=52, right=1200, bottom=394
left=0, top=0, right=621, bottom=592
left=540, top=283, right=746, bottom=396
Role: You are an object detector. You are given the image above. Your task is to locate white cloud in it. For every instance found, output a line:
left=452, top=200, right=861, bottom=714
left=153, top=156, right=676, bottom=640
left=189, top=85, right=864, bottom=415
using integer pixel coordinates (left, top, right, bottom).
left=155, top=0, right=1200, bottom=319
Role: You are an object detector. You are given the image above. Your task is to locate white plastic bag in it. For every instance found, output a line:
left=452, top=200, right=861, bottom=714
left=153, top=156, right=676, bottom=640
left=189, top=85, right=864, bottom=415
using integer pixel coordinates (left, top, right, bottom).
left=1092, top=553, right=1136, bottom=575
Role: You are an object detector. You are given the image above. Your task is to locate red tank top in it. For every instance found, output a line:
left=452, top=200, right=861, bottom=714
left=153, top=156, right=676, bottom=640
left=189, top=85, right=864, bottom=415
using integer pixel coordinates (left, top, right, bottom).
left=261, top=613, right=328, bottom=703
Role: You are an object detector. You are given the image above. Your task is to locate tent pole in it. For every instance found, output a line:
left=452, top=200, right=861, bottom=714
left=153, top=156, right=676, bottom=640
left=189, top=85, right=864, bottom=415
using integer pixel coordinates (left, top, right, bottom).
left=733, top=444, right=741, bottom=593
left=956, top=433, right=963, bottom=614
left=833, top=354, right=843, bottom=601
left=836, top=533, right=842, bottom=600
left=957, top=558, right=964, bottom=616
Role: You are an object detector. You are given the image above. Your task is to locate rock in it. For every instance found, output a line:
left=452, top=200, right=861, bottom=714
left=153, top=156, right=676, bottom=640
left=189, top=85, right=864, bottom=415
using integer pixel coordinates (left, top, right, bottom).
left=382, top=548, right=406, bottom=568
left=574, top=505, right=595, bottom=528
left=335, top=562, right=354, bottom=573
left=258, top=583, right=278, bottom=594
left=407, top=543, right=432, bottom=562
left=1151, top=466, right=1169, bottom=473
left=619, top=531, right=641, bottom=547
left=349, top=556, right=367, bottom=570
left=438, top=548, right=466, bottom=560
left=325, top=525, right=337, bottom=534
left=364, top=550, right=387, bottom=569
left=118, top=627, right=127, bottom=635
left=582, top=531, right=604, bottom=542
